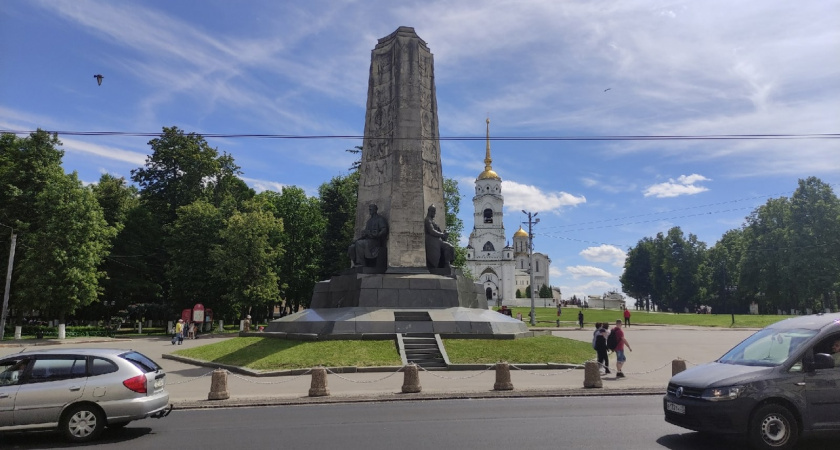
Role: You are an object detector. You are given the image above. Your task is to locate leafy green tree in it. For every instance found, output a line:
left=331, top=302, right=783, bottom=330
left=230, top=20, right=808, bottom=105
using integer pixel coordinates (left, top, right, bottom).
left=788, top=177, right=840, bottom=311
left=740, top=197, right=795, bottom=313
left=538, top=284, right=552, bottom=298
left=0, top=132, right=114, bottom=320
left=515, top=289, right=522, bottom=298
left=620, top=237, right=655, bottom=310
left=443, top=177, right=466, bottom=267
left=317, top=172, right=358, bottom=278
left=211, top=204, right=284, bottom=320
left=131, top=126, right=234, bottom=225
left=166, top=200, right=225, bottom=312
left=262, top=187, right=325, bottom=311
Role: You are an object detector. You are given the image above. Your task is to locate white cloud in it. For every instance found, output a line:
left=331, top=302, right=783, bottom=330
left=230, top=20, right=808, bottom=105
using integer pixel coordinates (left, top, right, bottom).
left=61, top=138, right=147, bottom=166
left=580, top=244, right=626, bottom=267
left=549, top=266, right=563, bottom=278
left=502, top=180, right=586, bottom=213
left=644, top=174, right=711, bottom=198
left=565, top=265, right=613, bottom=279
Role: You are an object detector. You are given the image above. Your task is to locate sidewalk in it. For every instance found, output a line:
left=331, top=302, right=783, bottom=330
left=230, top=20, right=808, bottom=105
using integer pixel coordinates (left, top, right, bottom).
left=0, top=325, right=756, bottom=409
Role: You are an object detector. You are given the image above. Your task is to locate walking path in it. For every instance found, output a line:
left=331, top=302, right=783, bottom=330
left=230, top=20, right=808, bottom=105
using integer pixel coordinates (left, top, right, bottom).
left=0, top=325, right=756, bottom=409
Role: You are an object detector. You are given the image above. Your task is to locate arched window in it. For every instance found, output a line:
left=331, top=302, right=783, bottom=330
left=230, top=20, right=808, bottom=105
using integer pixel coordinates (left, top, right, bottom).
left=482, top=241, right=495, bottom=252
left=483, top=208, right=493, bottom=223
left=536, top=260, right=540, bottom=272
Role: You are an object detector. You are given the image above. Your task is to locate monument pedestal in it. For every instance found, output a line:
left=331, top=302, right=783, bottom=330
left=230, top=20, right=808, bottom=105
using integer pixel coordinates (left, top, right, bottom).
left=264, top=269, right=530, bottom=338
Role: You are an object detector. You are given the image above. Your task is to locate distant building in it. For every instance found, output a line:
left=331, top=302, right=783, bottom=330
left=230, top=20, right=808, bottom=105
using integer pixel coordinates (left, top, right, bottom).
left=465, top=119, right=551, bottom=306
left=588, top=292, right=626, bottom=310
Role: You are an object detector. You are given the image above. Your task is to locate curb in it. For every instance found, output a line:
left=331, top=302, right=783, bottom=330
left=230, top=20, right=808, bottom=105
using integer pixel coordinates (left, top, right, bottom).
left=170, top=387, right=666, bottom=410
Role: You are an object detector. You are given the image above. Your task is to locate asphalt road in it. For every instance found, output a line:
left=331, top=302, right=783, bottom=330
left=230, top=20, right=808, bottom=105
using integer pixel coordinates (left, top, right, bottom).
left=2, top=396, right=835, bottom=450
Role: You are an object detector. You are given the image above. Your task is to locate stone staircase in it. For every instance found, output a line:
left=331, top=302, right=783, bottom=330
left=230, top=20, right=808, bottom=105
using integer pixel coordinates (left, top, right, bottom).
left=399, top=333, right=448, bottom=369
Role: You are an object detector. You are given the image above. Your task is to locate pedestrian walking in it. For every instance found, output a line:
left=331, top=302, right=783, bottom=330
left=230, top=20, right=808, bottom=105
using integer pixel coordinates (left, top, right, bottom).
left=624, top=307, right=631, bottom=327
left=613, top=319, right=632, bottom=377
left=578, top=310, right=584, bottom=329
left=594, top=326, right=610, bottom=374
left=174, top=319, right=184, bottom=345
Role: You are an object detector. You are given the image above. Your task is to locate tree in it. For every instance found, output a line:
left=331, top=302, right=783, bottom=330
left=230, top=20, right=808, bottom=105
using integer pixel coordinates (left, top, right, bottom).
left=317, top=172, right=358, bottom=278
left=211, top=204, right=284, bottom=320
left=620, top=237, right=655, bottom=310
left=166, top=200, right=225, bottom=312
left=1, top=131, right=114, bottom=321
left=788, top=177, right=840, bottom=311
left=262, top=187, right=325, bottom=311
left=515, top=289, right=522, bottom=298
left=538, top=284, right=552, bottom=298
left=443, top=177, right=466, bottom=267
left=130, top=126, right=233, bottom=225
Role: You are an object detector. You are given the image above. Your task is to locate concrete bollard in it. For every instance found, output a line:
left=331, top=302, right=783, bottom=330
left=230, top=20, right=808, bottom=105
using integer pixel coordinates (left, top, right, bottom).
left=494, top=361, right=514, bottom=391
left=583, top=361, right=603, bottom=388
left=401, top=363, right=422, bottom=393
left=308, top=367, right=330, bottom=397
left=207, top=369, right=230, bottom=400
left=672, top=359, right=687, bottom=376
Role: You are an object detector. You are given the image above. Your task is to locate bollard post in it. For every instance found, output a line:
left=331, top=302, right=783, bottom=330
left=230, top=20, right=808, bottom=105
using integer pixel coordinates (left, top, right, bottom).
left=309, top=367, right=330, bottom=397
left=401, top=363, right=422, bottom=393
left=672, top=359, right=687, bottom=376
left=207, top=369, right=230, bottom=400
left=494, top=361, right=514, bottom=391
left=583, top=361, right=603, bottom=388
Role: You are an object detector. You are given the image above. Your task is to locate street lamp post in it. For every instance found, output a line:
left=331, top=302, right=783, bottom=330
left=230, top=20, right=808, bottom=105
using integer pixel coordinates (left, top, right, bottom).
left=522, top=210, right=539, bottom=326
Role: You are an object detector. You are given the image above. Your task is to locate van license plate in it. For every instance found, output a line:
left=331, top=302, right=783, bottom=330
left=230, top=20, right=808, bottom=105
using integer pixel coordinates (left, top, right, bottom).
left=666, top=401, right=685, bottom=414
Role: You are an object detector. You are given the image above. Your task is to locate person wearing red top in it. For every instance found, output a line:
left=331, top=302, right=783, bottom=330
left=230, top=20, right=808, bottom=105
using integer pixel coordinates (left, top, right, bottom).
left=623, top=307, right=631, bottom=327
left=613, top=319, right=632, bottom=378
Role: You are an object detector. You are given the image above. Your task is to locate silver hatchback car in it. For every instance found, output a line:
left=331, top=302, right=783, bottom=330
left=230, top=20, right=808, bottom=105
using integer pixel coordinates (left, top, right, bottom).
left=0, top=348, right=170, bottom=442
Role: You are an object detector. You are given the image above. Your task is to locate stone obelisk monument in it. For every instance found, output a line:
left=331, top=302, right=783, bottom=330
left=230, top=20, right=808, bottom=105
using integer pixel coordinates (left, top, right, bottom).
left=265, top=27, right=528, bottom=338
left=356, top=27, right=444, bottom=271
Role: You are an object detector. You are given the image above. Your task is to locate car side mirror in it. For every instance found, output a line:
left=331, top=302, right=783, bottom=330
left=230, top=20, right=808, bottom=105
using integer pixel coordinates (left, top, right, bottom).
left=806, top=353, right=835, bottom=372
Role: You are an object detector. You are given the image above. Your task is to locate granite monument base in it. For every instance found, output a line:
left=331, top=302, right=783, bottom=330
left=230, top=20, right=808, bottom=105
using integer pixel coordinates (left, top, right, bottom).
left=264, top=270, right=530, bottom=338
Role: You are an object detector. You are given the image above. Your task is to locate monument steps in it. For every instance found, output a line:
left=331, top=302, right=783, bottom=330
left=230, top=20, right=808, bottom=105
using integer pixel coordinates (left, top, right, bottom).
left=400, top=334, right=447, bottom=368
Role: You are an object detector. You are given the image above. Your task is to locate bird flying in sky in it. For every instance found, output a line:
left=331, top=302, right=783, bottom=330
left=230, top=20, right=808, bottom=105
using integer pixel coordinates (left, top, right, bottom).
left=604, top=88, right=611, bottom=92
left=94, top=74, right=104, bottom=86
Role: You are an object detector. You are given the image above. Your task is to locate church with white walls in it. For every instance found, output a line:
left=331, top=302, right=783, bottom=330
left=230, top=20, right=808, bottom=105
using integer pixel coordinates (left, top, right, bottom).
left=465, top=119, right=551, bottom=306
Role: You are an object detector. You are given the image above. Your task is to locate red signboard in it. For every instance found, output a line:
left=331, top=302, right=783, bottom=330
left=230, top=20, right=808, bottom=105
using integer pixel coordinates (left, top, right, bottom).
left=192, top=303, right=205, bottom=323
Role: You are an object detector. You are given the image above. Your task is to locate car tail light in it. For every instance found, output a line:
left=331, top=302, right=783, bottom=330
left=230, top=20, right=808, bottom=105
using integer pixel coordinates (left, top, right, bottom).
left=123, top=374, right=148, bottom=394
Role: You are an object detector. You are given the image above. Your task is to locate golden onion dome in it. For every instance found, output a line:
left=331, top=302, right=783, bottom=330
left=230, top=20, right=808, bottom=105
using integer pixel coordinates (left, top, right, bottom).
left=514, top=226, right=528, bottom=238
left=478, top=168, right=501, bottom=180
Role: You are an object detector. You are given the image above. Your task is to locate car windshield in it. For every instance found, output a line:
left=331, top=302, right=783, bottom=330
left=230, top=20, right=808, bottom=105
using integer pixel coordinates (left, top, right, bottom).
left=718, top=327, right=818, bottom=367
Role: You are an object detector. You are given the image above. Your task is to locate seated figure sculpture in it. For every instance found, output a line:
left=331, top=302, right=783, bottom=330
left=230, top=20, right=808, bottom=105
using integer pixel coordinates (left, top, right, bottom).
left=424, top=204, right=455, bottom=271
left=348, top=203, right=388, bottom=268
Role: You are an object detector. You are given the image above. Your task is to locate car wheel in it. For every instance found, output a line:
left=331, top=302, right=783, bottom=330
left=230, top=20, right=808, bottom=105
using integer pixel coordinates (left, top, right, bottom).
left=61, top=404, right=105, bottom=443
left=749, top=403, right=798, bottom=450
left=107, top=420, right=131, bottom=429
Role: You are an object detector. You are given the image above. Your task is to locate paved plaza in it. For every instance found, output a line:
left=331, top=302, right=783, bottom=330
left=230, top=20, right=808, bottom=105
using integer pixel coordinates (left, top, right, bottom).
left=0, top=325, right=756, bottom=408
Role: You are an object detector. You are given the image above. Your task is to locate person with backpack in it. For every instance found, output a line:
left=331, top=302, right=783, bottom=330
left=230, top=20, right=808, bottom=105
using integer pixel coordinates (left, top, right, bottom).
left=612, top=319, right=632, bottom=378
left=594, top=326, right=611, bottom=374
left=591, top=322, right=602, bottom=350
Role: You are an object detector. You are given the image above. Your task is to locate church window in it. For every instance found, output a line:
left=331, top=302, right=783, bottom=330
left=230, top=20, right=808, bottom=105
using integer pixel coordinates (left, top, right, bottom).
left=482, top=241, right=495, bottom=252
left=483, top=208, right=493, bottom=223
left=536, top=260, right=540, bottom=272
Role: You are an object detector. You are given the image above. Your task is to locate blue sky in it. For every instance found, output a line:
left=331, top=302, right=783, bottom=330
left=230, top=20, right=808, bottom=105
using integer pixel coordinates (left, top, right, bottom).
left=2, top=1, right=839, bottom=301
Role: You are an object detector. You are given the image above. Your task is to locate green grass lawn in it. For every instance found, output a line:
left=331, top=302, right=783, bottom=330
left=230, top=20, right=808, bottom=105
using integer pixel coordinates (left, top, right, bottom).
left=176, top=335, right=597, bottom=371
left=510, top=306, right=795, bottom=329
left=171, top=309, right=804, bottom=371
left=174, top=337, right=402, bottom=370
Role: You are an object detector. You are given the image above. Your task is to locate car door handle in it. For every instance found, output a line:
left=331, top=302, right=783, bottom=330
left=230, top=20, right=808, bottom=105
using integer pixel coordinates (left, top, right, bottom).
left=795, top=382, right=805, bottom=386
left=69, top=386, right=82, bottom=391
left=0, top=393, right=8, bottom=399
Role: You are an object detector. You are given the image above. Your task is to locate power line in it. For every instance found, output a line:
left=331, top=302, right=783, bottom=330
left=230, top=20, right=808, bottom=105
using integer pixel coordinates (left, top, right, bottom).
left=2, top=129, right=839, bottom=141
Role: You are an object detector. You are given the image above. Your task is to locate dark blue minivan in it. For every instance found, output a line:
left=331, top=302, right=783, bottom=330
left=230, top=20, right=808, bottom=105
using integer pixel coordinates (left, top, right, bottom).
left=664, top=313, right=840, bottom=450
